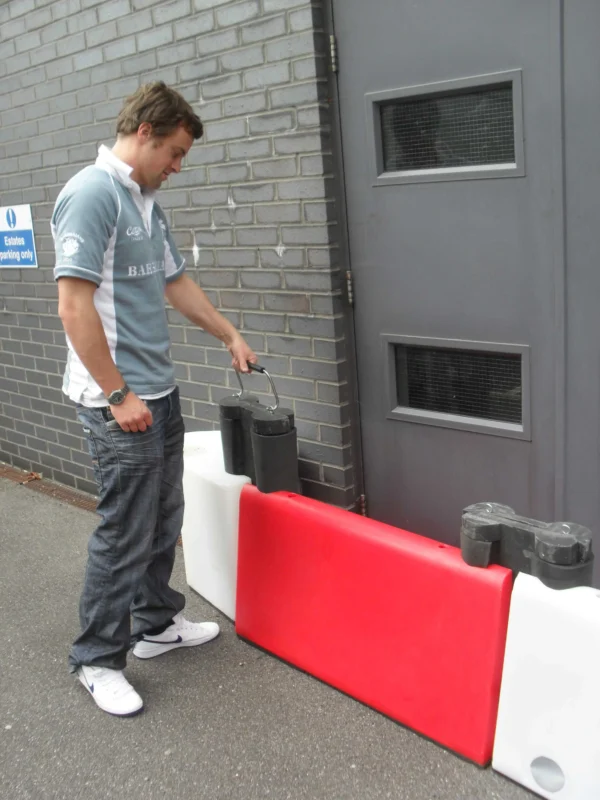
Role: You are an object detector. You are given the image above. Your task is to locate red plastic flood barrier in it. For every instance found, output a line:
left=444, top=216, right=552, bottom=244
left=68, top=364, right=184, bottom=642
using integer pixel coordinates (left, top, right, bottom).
left=236, top=487, right=513, bottom=765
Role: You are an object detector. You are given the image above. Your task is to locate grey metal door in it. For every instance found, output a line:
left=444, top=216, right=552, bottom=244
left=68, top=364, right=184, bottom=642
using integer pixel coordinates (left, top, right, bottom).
left=333, top=0, right=565, bottom=542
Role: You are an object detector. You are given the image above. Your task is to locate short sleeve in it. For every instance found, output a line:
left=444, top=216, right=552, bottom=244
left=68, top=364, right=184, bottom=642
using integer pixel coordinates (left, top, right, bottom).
left=52, top=175, right=119, bottom=286
left=155, top=205, right=186, bottom=284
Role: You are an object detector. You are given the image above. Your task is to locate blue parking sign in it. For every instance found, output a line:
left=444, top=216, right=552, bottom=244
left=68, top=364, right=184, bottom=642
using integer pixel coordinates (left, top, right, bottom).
left=0, top=204, right=38, bottom=268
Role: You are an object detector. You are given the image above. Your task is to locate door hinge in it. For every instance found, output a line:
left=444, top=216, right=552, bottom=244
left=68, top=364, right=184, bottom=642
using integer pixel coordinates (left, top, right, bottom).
left=329, top=34, right=338, bottom=74
left=345, top=269, right=354, bottom=307
left=357, top=494, right=367, bottom=516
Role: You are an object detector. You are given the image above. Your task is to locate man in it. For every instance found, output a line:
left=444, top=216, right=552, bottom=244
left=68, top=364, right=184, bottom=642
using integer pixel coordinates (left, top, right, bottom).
left=52, top=82, right=256, bottom=717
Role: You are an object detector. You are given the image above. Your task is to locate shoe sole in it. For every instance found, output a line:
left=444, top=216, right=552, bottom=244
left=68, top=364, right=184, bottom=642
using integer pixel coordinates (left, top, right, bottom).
left=132, top=629, right=220, bottom=659
left=77, top=671, right=144, bottom=717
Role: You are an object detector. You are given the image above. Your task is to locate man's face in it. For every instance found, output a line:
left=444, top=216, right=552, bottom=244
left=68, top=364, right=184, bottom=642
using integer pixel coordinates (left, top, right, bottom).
left=138, top=124, right=194, bottom=190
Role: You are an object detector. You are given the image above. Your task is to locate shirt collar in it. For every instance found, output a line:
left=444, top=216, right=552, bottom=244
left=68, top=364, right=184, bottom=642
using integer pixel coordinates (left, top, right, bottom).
left=95, top=145, right=156, bottom=200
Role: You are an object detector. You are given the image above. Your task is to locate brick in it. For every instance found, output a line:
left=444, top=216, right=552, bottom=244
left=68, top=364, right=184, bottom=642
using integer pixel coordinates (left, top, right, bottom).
left=117, top=9, right=153, bottom=36
left=204, top=118, right=246, bottom=142
left=284, top=271, right=333, bottom=292
left=282, top=225, right=330, bottom=245
left=249, top=111, right=295, bottom=135
left=228, top=138, right=271, bottom=160
left=289, top=7, right=316, bottom=32
left=202, top=73, right=243, bottom=100
left=240, top=271, right=281, bottom=290
left=271, top=82, right=322, bottom=110
left=242, top=313, right=285, bottom=333
left=73, top=48, right=103, bottom=71
left=241, top=14, right=286, bottom=44
left=195, top=269, right=238, bottom=288
left=264, top=292, right=309, bottom=313
left=5, top=53, right=31, bottom=76
left=153, top=0, right=191, bottom=24
left=236, top=227, right=277, bottom=246
left=232, top=183, right=274, bottom=203
left=289, top=312, right=337, bottom=338
left=297, top=106, right=322, bottom=128
left=41, top=19, right=69, bottom=43
left=220, top=291, right=260, bottom=310
left=274, top=132, right=322, bottom=155
left=89, top=60, right=123, bottom=84
left=267, top=334, right=311, bottom=356
left=208, top=163, right=249, bottom=184
left=300, top=154, right=329, bottom=176
left=174, top=11, right=214, bottom=39
left=266, top=31, right=318, bottom=62
left=220, top=44, right=264, bottom=72
left=98, top=0, right=131, bottom=23
left=245, top=62, right=290, bottom=90
left=197, top=28, right=238, bottom=57
left=255, top=203, right=300, bottom=224
left=293, top=55, right=326, bottom=81
left=158, top=41, right=196, bottom=67
left=193, top=0, right=231, bottom=8
left=104, top=36, right=136, bottom=62
left=297, top=441, right=350, bottom=469
left=190, top=187, right=228, bottom=206
left=34, top=79, right=63, bottom=101
left=194, top=230, right=234, bottom=247
left=216, top=0, right=259, bottom=27
left=137, top=25, right=174, bottom=51
left=66, top=9, right=98, bottom=34
left=187, top=144, right=226, bottom=166
left=253, top=157, right=297, bottom=180
left=107, top=76, right=140, bottom=100
left=172, top=208, right=210, bottom=227
left=80, top=122, right=113, bottom=143
left=1, top=17, right=26, bottom=39
left=26, top=6, right=53, bottom=31
left=86, top=20, right=118, bottom=47
left=262, top=0, right=306, bottom=10
left=258, top=248, right=304, bottom=268
left=15, top=31, right=42, bottom=53
left=57, top=32, right=87, bottom=57
left=123, top=51, right=157, bottom=76
left=278, top=178, right=327, bottom=200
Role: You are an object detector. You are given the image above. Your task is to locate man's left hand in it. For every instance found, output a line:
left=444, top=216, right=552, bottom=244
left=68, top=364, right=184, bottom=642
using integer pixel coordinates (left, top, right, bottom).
left=227, top=334, right=257, bottom=373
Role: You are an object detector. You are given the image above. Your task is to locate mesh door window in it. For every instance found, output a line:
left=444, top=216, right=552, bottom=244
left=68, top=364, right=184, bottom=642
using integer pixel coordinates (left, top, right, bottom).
left=366, top=71, right=524, bottom=185
left=395, top=345, right=522, bottom=424
left=380, top=84, right=514, bottom=172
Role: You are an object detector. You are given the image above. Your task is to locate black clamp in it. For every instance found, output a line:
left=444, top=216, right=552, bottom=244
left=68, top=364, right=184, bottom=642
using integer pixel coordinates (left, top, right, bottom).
left=460, top=502, right=594, bottom=589
left=218, top=363, right=300, bottom=494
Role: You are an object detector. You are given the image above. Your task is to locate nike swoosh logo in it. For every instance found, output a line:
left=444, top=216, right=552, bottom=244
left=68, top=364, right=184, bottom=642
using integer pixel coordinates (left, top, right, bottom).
left=142, top=635, right=182, bottom=645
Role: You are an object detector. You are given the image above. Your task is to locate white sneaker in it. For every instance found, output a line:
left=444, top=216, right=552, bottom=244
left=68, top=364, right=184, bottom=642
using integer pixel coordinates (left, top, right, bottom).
left=77, top=665, right=143, bottom=717
left=132, top=612, right=220, bottom=659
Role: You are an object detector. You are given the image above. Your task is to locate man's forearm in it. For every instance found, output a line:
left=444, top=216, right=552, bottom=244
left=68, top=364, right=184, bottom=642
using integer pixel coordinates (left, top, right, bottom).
left=165, top=274, right=241, bottom=345
left=60, top=302, right=124, bottom=396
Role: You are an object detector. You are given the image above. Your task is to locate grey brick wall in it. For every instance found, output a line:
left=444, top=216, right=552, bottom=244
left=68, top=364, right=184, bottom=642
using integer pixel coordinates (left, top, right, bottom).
left=0, top=0, right=356, bottom=507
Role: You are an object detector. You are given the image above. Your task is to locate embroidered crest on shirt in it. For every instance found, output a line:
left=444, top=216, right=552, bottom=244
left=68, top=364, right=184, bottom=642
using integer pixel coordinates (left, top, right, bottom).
left=61, top=232, right=84, bottom=258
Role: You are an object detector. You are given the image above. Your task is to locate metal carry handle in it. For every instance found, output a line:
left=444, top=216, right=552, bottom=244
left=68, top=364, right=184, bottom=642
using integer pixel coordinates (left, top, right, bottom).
left=235, top=362, right=279, bottom=413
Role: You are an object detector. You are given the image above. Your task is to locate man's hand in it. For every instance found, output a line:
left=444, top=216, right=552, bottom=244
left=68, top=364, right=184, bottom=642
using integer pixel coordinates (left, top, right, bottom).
left=110, top=392, right=153, bottom=432
left=227, top=334, right=257, bottom=373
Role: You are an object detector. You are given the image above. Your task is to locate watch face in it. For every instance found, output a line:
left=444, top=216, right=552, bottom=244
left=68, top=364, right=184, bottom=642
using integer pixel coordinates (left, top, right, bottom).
left=109, top=389, right=125, bottom=404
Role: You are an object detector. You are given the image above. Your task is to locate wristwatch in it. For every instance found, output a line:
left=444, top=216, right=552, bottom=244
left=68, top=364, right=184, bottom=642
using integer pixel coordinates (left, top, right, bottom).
left=107, top=384, right=130, bottom=405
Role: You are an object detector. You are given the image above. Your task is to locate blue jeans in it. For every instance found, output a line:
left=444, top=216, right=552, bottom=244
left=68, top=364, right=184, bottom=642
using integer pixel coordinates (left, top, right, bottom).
left=69, top=388, right=186, bottom=672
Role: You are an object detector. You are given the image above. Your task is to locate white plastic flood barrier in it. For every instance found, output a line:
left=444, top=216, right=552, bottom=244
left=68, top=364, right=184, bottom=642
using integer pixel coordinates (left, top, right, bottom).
left=493, top=572, right=600, bottom=799
left=181, top=431, right=250, bottom=621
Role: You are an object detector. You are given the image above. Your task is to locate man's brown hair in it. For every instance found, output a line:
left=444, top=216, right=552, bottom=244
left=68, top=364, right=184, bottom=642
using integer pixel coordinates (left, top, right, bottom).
left=116, top=81, right=203, bottom=140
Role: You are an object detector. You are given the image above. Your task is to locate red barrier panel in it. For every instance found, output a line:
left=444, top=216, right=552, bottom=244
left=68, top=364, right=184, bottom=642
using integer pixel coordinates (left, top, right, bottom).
left=236, top=487, right=512, bottom=765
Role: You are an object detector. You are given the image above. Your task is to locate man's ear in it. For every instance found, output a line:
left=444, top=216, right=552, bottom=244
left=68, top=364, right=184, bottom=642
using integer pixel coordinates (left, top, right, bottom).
left=137, top=122, right=153, bottom=142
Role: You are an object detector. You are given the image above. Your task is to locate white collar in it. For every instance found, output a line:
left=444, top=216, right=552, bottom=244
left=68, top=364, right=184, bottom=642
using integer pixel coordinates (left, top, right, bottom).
left=95, top=145, right=156, bottom=201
